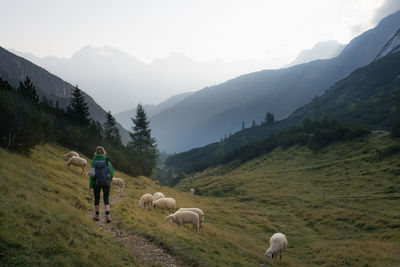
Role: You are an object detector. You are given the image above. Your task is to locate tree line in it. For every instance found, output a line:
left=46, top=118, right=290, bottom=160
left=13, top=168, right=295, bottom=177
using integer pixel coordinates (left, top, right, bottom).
left=0, top=77, right=157, bottom=177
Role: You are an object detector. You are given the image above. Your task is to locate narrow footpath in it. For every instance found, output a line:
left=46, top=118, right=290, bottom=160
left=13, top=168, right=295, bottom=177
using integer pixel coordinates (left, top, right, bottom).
left=87, top=187, right=187, bottom=267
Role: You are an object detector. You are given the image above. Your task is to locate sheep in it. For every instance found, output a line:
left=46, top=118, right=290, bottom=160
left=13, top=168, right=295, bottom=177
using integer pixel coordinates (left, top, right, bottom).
left=65, top=156, right=87, bottom=175
left=152, top=192, right=165, bottom=201
left=153, top=197, right=176, bottom=212
left=176, top=208, right=204, bottom=232
left=138, top=193, right=153, bottom=210
left=64, top=151, right=79, bottom=161
left=166, top=210, right=199, bottom=233
left=264, top=233, right=288, bottom=262
left=189, top=188, right=195, bottom=194
left=112, top=177, right=124, bottom=187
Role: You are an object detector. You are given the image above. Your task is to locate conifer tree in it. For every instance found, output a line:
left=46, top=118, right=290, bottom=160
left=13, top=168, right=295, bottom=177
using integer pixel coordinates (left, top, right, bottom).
left=128, top=104, right=157, bottom=174
left=103, top=110, right=121, bottom=144
left=265, top=112, right=275, bottom=126
left=67, top=85, right=90, bottom=123
left=17, top=76, right=39, bottom=104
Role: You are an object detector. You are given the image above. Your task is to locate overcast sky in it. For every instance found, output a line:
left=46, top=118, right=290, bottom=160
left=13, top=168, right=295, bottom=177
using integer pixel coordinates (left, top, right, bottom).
left=1, top=0, right=400, bottom=65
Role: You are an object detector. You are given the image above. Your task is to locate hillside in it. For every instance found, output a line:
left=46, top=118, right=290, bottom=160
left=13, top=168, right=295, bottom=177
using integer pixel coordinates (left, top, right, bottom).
left=165, top=47, right=400, bottom=174
left=283, top=40, right=345, bottom=68
left=0, top=47, right=130, bottom=143
left=150, top=10, right=400, bottom=153
left=287, top=50, right=400, bottom=129
left=115, top=92, right=193, bottom=130
left=2, top=139, right=400, bottom=266
left=177, top=132, right=400, bottom=266
left=0, top=145, right=137, bottom=266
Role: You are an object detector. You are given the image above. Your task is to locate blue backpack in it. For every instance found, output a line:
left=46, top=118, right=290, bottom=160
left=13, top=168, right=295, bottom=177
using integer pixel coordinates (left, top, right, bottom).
left=93, top=158, right=111, bottom=186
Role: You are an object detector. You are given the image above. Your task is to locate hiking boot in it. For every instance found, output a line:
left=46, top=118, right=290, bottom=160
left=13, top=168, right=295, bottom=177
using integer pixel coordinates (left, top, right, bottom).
left=93, top=213, right=99, bottom=221
left=106, top=214, right=111, bottom=223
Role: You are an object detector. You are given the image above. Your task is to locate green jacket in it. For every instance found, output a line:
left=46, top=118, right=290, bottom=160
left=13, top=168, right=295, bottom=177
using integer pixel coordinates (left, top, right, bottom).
left=89, top=154, right=114, bottom=189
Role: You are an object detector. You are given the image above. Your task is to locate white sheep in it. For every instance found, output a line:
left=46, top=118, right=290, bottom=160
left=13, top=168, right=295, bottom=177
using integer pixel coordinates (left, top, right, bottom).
left=153, top=197, right=176, bottom=212
left=138, top=193, right=153, bottom=210
left=176, top=208, right=204, bottom=232
left=152, top=192, right=165, bottom=201
left=166, top=210, right=199, bottom=233
left=189, top=188, right=195, bottom=194
left=112, top=177, right=124, bottom=187
left=264, top=233, right=288, bottom=262
left=65, top=156, right=87, bottom=175
left=64, top=151, right=79, bottom=161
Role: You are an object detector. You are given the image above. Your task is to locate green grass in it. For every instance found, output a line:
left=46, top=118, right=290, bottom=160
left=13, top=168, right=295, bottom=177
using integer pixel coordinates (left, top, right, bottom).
left=2, top=135, right=400, bottom=266
left=0, top=144, right=137, bottom=266
left=177, top=133, right=400, bottom=266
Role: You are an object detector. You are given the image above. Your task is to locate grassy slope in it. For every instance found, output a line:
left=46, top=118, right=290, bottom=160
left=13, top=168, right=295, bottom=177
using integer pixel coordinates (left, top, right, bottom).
left=177, top=133, right=400, bottom=266
left=0, top=144, right=137, bottom=266
left=2, top=137, right=400, bottom=266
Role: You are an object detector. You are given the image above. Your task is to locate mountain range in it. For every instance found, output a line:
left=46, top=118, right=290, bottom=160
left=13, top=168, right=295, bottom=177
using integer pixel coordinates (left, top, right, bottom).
left=10, top=47, right=278, bottom=113
left=149, top=10, right=400, bottom=153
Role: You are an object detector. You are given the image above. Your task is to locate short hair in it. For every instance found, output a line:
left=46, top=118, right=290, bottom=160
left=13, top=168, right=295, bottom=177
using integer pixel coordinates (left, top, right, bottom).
left=95, top=146, right=107, bottom=155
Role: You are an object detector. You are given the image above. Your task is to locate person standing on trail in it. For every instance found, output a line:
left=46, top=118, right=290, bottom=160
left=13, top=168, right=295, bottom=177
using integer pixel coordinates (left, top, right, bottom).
left=89, top=146, right=114, bottom=223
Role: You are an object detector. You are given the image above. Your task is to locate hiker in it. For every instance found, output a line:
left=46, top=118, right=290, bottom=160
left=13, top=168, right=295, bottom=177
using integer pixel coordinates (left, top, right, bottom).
left=89, top=146, right=114, bottom=223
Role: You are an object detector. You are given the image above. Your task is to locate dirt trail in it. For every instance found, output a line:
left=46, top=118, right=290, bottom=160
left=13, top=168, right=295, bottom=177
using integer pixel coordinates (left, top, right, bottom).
left=87, top=187, right=187, bottom=267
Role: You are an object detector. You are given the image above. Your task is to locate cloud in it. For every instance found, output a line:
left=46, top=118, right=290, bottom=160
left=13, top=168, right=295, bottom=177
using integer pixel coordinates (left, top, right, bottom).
left=372, top=0, right=400, bottom=24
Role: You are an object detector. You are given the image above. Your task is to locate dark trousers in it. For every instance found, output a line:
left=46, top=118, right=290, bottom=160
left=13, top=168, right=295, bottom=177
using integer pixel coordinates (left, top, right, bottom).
left=93, top=183, right=110, bottom=205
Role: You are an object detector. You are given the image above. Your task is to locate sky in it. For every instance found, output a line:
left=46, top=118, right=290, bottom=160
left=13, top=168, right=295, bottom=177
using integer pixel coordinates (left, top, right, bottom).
left=1, top=0, right=400, bottom=65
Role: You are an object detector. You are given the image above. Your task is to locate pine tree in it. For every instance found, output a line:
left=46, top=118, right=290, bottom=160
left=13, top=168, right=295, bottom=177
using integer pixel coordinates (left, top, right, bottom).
left=128, top=104, right=157, bottom=174
left=67, top=85, right=90, bottom=123
left=265, top=112, right=275, bottom=126
left=103, top=110, right=121, bottom=144
left=17, top=76, right=39, bottom=104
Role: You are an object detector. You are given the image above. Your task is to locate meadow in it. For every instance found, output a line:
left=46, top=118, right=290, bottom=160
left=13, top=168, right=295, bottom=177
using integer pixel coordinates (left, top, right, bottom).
left=1, top=132, right=400, bottom=266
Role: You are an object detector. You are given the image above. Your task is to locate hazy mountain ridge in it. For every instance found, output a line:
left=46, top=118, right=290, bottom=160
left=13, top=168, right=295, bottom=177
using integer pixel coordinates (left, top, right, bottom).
left=115, top=92, right=193, bottom=130
left=150, top=10, right=400, bottom=153
left=283, top=40, right=345, bottom=68
left=10, top=47, right=277, bottom=113
left=0, top=46, right=131, bottom=143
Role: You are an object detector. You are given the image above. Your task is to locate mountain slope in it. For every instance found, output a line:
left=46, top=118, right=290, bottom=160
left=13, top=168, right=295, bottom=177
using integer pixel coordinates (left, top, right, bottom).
left=0, top=47, right=130, bottom=143
left=284, top=40, right=345, bottom=67
left=115, top=92, right=193, bottom=130
left=177, top=134, right=400, bottom=266
left=376, top=28, right=400, bottom=59
left=151, top=10, right=400, bottom=152
left=0, top=144, right=137, bottom=266
left=287, top=50, right=400, bottom=129
left=164, top=48, right=400, bottom=174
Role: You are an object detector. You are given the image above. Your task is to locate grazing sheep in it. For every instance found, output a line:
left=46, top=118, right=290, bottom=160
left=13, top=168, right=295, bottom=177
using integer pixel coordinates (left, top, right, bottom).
left=152, top=192, right=165, bottom=201
left=138, top=193, right=153, bottom=210
left=264, top=233, right=288, bottom=262
left=154, top=180, right=160, bottom=185
left=176, top=208, right=204, bottom=232
left=65, top=156, right=87, bottom=175
left=64, top=151, right=79, bottom=161
left=166, top=211, right=199, bottom=232
left=112, top=177, right=124, bottom=187
left=153, top=197, right=176, bottom=212
left=189, top=188, right=195, bottom=194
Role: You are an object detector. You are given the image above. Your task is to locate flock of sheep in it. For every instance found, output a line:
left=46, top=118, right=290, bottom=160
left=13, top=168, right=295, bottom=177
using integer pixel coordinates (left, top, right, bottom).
left=63, top=150, right=287, bottom=262
left=138, top=192, right=205, bottom=233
